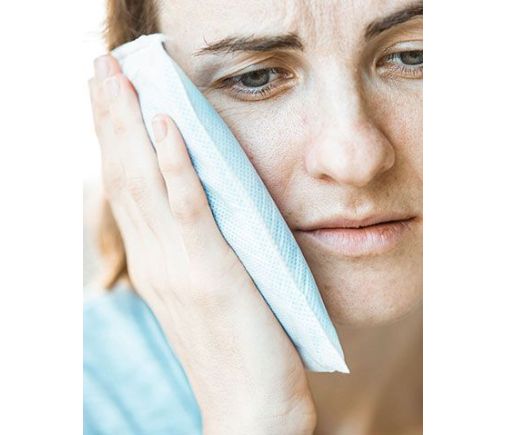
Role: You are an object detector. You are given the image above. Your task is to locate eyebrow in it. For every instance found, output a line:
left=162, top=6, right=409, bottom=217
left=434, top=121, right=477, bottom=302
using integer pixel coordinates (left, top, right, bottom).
left=193, top=32, right=304, bottom=56
left=365, top=2, right=423, bottom=40
left=193, top=3, right=422, bottom=57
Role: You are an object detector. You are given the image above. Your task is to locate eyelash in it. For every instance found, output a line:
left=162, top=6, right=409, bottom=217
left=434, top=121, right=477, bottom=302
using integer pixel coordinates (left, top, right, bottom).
left=217, top=49, right=423, bottom=101
left=376, top=50, right=423, bottom=79
left=218, top=67, right=294, bottom=101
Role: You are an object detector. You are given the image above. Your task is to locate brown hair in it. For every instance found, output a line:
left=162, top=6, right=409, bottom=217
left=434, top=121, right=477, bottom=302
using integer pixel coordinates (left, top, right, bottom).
left=99, top=0, right=160, bottom=288
left=103, top=0, right=160, bottom=51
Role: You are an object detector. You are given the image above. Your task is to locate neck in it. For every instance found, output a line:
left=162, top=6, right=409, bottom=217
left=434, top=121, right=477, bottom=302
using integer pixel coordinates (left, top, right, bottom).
left=307, top=303, right=423, bottom=435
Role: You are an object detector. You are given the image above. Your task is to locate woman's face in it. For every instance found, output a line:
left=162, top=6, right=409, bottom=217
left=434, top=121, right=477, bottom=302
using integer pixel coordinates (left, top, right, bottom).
left=158, top=0, right=423, bottom=326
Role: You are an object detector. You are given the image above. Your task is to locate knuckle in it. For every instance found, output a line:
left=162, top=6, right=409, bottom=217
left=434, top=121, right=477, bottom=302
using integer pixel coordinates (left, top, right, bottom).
left=158, top=156, right=186, bottom=178
left=93, top=115, right=108, bottom=140
left=103, top=171, right=157, bottom=216
left=95, top=100, right=110, bottom=119
left=111, top=117, right=128, bottom=136
left=108, top=106, right=145, bottom=139
left=171, top=193, right=205, bottom=224
left=102, top=161, right=126, bottom=196
left=125, top=175, right=151, bottom=203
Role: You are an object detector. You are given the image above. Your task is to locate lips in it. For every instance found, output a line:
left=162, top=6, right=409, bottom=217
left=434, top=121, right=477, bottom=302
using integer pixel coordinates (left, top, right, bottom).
left=298, top=214, right=415, bottom=231
left=296, top=215, right=417, bottom=257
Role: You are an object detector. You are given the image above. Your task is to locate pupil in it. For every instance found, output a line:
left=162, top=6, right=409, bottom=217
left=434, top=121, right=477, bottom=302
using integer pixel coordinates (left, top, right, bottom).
left=400, top=50, right=423, bottom=65
left=241, top=69, right=270, bottom=87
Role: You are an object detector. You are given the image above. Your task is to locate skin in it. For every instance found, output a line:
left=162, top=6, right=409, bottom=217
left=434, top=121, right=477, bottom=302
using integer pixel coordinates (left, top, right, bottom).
left=89, top=0, right=422, bottom=433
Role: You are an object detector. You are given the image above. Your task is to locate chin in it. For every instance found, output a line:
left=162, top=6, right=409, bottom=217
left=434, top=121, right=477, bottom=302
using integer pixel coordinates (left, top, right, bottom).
left=327, top=286, right=423, bottom=328
left=306, top=250, right=423, bottom=328
left=321, top=274, right=423, bottom=327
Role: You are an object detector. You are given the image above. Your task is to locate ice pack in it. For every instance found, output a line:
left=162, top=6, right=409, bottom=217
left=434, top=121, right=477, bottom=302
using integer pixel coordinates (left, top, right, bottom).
left=111, top=34, right=348, bottom=372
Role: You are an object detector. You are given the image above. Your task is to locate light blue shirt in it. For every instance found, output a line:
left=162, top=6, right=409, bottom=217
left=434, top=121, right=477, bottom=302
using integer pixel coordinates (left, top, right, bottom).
left=84, top=286, right=202, bottom=434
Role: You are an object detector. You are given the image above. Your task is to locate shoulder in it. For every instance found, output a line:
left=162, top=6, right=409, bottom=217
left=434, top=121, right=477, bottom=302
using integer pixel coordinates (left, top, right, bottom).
left=84, top=284, right=157, bottom=343
left=84, top=285, right=201, bottom=435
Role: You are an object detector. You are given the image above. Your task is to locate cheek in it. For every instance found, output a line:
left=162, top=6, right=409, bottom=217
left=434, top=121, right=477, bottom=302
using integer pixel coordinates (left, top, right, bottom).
left=369, top=84, right=423, bottom=179
left=304, top=232, right=423, bottom=326
left=210, top=96, right=310, bottom=208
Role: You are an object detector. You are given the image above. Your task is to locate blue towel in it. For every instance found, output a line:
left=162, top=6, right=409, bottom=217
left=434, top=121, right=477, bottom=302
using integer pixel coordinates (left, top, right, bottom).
left=84, top=286, right=201, bottom=434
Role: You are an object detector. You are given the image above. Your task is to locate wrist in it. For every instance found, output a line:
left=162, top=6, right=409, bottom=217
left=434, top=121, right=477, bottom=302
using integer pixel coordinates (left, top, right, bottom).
left=204, top=419, right=315, bottom=435
left=202, top=399, right=316, bottom=435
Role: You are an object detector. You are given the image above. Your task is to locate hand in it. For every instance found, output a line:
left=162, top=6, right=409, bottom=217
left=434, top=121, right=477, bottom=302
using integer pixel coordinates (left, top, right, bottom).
left=88, top=54, right=316, bottom=435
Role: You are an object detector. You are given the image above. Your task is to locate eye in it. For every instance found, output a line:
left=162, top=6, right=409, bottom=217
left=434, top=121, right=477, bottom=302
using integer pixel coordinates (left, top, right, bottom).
left=239, top=69, right=274, bottom=88
left=398, top=50, right=423, bottom=65
left=377, top=49, right=423, bottom=79
left=218, top=67, right=295, bottom=101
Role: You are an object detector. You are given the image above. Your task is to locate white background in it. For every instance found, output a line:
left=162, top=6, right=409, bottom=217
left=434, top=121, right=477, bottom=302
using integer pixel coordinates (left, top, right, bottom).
left=0, top=1, right=504, bottom=433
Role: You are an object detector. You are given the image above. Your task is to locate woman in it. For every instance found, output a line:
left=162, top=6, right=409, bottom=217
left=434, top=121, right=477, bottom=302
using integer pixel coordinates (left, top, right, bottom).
left=85, top=0, right=423, bottom=433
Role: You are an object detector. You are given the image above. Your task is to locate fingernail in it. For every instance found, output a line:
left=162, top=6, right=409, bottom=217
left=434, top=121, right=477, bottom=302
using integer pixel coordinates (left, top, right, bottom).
left=152, top=115, right=168, bottom=143
left=94, top=56, right=110, bottom=80
left=104, top=76, right=119, bottom=100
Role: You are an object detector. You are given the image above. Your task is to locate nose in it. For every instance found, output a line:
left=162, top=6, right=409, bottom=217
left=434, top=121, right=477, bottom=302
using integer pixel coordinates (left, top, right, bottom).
left=304, top=84, right=395, bottom=188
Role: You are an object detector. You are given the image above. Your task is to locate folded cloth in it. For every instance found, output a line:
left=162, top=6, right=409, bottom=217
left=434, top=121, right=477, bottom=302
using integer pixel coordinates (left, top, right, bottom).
left=111, top=34, right=349, bottom=373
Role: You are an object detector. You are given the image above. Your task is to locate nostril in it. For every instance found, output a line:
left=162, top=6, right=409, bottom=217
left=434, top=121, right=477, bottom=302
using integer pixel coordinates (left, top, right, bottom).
left=303, top=146, right=322, bottom=177
left=305, top=143, right=395, bottom=187
left=382, top=143, right=396, bottom=173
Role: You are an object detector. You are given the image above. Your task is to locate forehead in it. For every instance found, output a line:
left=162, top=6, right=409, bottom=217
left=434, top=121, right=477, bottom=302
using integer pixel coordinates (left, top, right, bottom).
left=159, top=0, right=416, bottom=52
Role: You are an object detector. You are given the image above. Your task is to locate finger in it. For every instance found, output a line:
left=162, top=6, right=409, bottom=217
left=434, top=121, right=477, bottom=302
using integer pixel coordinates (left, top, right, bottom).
left=102, top=75, right=159, bottom=192
left=151, top=114, right=231, bottom=258
left=101, top=73, right=150, bottom=154
left=90, top=54, right=144, bottom=158
left=94, top=53, right=122, bottom=79
left=88, top=55, right=122, bottom=131
left=89, top=60, right=177, bottom=242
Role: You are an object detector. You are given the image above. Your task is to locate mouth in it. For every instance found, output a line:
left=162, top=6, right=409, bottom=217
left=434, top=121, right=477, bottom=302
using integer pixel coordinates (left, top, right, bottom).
left=295, top=215, right=418, bottom=257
